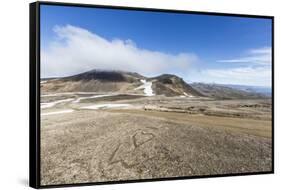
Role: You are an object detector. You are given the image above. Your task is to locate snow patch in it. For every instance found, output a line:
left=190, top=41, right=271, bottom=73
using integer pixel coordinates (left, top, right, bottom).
left=81, top=104, right=130, bottom=110
left=41, top=109, right=74, bottom=116
left=73, top=94, right=113, bottom=103
left=41, top=92, right=99, bottom=97
left=135, top=79, right=154, bottom=96
left=183, top=92, right=194, bottom=98
left=41, top=98, right=74, bottom=109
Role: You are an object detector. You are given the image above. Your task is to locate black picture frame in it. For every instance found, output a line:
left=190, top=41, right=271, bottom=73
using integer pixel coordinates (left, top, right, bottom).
left=29, top=1, right=274, bottom=189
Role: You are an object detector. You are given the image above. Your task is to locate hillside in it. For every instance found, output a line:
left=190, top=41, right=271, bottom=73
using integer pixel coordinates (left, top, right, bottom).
left=41, top=70, right=268, bottom=99
left=191, top=82, right=267, bottom=99
left=41, top=70, right=202, bottom=97
left=151, top=74, right=203, bottom=97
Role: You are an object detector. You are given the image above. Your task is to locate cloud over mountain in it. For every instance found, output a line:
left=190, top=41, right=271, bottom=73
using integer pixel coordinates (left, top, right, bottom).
left=41, top=25, right=198, bottom=78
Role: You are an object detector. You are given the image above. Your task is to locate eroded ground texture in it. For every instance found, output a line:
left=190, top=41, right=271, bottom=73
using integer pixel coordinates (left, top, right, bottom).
left=40, top=94, right=272, bottom=185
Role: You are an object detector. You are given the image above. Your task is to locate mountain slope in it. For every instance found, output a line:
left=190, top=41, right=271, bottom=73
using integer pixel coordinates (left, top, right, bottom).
left=41, top=70, right=144, bottom=94
left=151, top=74, right=203, bottom=97
left=63, top=69, right=144, bottom=83
left=41, top=70, right=202, bottom=97
left=191, top=83, right=267, bottom=99
left=41, top=70, right=267, bottom=99
left=224, top=84, right=271, bottom=97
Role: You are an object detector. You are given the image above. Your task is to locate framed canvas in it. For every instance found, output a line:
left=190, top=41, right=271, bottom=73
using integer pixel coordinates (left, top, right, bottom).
left=29, top=1, right=274, bottom=188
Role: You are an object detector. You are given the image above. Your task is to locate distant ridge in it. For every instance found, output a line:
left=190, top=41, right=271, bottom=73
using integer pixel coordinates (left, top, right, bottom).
left=191, top=82, right=269, bottom=99
left=41, top=69, right=268, bottom=99
left=41, top=69, right=201, bottom=97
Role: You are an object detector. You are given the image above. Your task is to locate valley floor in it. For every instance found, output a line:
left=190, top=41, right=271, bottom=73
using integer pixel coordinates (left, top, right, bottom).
left=40, top=93, right=272, bottom=185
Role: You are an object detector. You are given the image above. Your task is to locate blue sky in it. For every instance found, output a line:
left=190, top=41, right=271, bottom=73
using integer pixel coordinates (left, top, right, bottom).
left=40, top=4, right=272, bottom=87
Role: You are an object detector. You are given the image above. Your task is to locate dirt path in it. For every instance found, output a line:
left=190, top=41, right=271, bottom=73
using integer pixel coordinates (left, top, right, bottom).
left=108, top=109, right=272, bottom=138
left=41, top=110, right=272, bottom=185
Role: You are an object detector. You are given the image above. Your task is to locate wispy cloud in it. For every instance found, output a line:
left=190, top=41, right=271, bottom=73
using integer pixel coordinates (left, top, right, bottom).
left=201, top=47, right=272, bottom=87
left=201, top=66, right=271, bottom=87
left=41, top=25, right=198, bottom=78
left=41, top=25, right=271, bottom=87
left=217, top=47, right=271, bottom=65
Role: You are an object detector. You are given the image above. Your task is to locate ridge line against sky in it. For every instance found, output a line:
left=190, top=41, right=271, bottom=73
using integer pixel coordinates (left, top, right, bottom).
left=40, top=5, right=272, bottom=87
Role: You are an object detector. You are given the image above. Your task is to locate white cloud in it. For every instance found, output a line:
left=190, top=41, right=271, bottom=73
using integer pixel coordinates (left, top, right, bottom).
left=200, top=47, right=272, bottom=87
left=41, top=26, right=272, bottom=87
left=41, top=25, right=198, bottom=78
left=201, top=66, right=271, bottom=87
left=217, top=47, right=271, bottom=65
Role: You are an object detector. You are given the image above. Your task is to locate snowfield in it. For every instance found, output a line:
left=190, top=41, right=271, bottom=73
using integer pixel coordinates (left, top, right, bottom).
left=41, top=98, right=74, bottom=109
left=135, top=79, right=154, bottom=96
left=41, top=92, right=99, bottom=97
left=183, top=92, right=194, bottom=98
left=73, top=94, right=113, bottom=103
left=41, top=109, right=74, bottom=116
left=81, top=104, right=131, bottom=110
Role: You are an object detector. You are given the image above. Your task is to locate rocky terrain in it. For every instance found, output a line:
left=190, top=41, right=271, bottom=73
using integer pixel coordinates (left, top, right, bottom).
left=42, top=70, right=203, bottom=97
left=191, top=82, right=268, bottom=99
left=40, top=70, right=272, bottom=185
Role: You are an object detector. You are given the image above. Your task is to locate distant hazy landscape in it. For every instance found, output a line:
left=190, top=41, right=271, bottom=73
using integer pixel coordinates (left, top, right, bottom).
left=40, top=69, right=272, bottom=185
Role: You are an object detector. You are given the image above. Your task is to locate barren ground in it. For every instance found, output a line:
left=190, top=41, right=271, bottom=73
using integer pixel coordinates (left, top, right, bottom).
left=40, top=93, right=272, bottom=185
